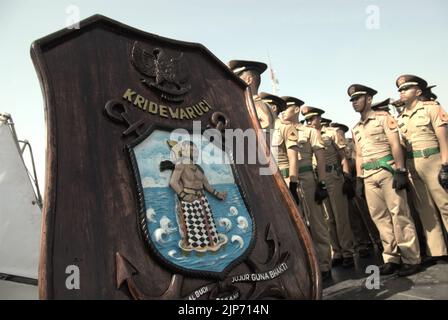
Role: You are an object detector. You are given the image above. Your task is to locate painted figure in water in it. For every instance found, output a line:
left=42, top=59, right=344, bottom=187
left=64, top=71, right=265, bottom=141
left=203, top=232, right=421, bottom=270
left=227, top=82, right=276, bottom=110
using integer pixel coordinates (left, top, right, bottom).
left=161, top=140, right=228, bottom=252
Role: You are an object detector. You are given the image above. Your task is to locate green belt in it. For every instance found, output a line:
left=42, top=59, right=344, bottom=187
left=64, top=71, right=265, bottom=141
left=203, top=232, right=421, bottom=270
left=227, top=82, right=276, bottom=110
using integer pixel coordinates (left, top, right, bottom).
left=299, top=165, right=314, bottom=174
left=407, top=147, right=440, bottom=159
left=361, top=154, right=394, bottom=174
left=280, top=168, right=289, bottom=178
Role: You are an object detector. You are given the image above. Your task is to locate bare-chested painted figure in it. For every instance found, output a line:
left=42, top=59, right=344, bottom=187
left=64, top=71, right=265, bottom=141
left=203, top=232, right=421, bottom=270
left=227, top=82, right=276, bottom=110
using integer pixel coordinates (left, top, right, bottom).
left=165, top=140, right=228, bottom=252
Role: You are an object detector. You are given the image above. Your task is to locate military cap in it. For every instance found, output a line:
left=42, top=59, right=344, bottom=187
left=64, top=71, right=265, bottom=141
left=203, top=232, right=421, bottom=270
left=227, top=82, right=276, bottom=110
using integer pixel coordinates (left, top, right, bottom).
left=320, top=117, right=332, bottom=126
left=259, top=92, right=287, bottom=112
left=371, top=98, right=391, bottom=111
left=281, top=96, right=305, bottom=108
left=421, top=85, right=438, bottom=101
left=301, top=106, right=325, bottom=120
left=330, top=122, right=349, bottom=133
left=396, top=74, right=428, bottom=91
left=228, top=60, right=267, bottom=76
left=347, top=84, right=378, bottom=101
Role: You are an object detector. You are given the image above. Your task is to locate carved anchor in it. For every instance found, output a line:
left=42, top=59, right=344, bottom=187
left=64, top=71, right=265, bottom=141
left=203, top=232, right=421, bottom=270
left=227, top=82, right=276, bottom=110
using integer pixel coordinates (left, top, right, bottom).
left=104, top=100, right=149, bottom=137
left=116, top=252, right=183, bottom=300
left=244, top=223, right=290, bottom=299
left=208, top=111, right=230, bottom=132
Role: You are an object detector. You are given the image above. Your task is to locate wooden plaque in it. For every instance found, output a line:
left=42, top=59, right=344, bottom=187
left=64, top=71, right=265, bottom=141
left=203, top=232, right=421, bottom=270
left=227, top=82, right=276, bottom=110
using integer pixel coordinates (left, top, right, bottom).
left=31, top=15, right=320, bottom=300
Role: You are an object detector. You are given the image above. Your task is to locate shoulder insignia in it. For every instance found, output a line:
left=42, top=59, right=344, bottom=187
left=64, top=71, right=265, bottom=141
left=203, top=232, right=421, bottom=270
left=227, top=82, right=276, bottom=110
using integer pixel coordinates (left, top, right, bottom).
left=422, top=100, right=438, bottom=106
left=287, top=129, right=298, bottom=141
left=387, top=115, right=397, bottom=130
left=439, top=106, right=448, bottom=122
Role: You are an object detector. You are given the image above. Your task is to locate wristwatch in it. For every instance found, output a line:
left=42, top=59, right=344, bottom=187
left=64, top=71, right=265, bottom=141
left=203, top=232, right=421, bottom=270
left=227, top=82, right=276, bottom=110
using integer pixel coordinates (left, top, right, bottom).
left=396, top=168, right=408, bottom=173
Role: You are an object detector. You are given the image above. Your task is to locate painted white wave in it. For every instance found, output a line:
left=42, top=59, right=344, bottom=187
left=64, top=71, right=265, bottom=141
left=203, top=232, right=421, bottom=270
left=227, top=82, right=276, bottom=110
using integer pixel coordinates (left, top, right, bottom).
left=229, top=206, right=238, bottom=216
left=237, top=216, right=249, bottom=231
left=146, top=208, right=156, bottom=223
left=154, top=228, right=168, bottom=243
left=160, top=216, right=177, bottom=234
left=231, top=235, right=244, bottom=249
left=168, top=249, right=184, bottom=260
left=218, top=217, right=232, bottom=232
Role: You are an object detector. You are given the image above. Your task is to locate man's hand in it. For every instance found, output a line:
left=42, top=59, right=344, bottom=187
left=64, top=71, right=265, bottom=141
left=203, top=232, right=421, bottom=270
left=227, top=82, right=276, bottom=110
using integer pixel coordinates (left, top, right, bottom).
left=356, top=177, right=365, bottom=198
left=289, top=181, right=300, bottom=205
left=342, top=173, right=355, bottom=199
left=315, top=181, right=329, bottom=204
left=392, top=169, right=410, bottom=191
left=215, top=191, right=227, bottom=200
left=438, top=164, right=448, bottom=192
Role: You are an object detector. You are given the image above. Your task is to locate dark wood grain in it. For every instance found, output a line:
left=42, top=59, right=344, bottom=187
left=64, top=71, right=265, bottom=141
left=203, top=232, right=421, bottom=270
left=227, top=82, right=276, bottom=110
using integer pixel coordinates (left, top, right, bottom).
left=31, top=14, right=321, bottom=300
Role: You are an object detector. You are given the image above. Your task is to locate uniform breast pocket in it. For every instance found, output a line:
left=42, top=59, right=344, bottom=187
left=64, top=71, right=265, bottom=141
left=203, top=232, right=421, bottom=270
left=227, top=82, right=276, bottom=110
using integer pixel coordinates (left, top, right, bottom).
left=414, top=116, right=431, bottom=132
left=369, top=126, right=385, bottom=141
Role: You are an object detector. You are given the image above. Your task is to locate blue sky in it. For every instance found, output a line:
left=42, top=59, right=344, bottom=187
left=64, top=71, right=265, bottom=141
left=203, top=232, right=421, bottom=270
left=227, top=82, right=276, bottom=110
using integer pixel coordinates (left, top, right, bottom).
left=1, top=0, right=447, bottom=190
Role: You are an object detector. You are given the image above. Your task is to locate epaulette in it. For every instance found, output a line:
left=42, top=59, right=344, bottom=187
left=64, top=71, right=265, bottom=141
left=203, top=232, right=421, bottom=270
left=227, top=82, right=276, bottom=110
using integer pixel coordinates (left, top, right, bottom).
left=422, top=100, right=439, bottom=106
left=374, top=111, right=389, bottom=117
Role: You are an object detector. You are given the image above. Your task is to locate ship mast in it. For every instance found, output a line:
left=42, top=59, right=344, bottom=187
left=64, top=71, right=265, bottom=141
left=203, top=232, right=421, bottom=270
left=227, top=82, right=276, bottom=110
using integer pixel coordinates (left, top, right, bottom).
left=267, top=53, right=279, bottom=95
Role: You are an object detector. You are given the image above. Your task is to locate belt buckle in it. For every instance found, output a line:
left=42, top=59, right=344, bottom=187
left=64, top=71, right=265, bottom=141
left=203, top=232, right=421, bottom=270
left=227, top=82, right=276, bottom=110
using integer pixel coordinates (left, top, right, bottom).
left=421, top=149, right=429, bottom=158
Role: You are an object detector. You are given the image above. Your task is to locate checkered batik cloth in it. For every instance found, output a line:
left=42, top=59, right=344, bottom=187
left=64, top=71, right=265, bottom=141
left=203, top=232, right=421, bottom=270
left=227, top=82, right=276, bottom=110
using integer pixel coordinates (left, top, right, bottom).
left=181, top=196, right=219, bottom=249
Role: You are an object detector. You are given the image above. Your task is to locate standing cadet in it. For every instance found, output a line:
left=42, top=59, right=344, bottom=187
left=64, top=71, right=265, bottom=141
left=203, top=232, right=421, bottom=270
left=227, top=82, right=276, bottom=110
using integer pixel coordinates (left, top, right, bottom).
left=349, top=84, right=421, bottom=276
left=395, top=75, right=448, bottom=262
left=264, top=92, right=294, bottom=184
left=333, top=124, right=381, bottom=257
left=260, top=92, right=286, bottom=118
left=307, top=109, right=355, bottom=267
left=228, top=60, right=276, bottom=144
left=280, top=98, right=332, bottom=280
left=372, top=98, right=427, bottom=255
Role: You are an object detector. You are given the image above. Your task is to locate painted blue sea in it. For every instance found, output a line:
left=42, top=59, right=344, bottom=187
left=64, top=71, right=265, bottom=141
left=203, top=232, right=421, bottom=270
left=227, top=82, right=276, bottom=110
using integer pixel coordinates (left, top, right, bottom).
left=144, top=183, right=253, bottom=272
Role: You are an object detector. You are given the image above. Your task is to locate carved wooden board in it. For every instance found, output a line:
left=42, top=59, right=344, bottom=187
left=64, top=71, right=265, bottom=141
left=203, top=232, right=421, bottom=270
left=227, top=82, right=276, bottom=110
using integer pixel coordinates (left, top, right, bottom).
left=31, top=14, right=321, bottom=299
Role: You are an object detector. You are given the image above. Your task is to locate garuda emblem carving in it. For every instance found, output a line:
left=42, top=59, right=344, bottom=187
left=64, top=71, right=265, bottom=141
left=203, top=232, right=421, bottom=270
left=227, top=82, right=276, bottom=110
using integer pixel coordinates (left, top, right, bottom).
left=131, top=41, right=191, bottom=102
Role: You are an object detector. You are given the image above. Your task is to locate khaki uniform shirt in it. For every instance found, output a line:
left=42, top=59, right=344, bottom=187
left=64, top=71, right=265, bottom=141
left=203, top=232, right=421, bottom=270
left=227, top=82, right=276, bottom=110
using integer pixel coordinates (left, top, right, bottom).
left=271, top=118, right=298, bottom=170
left=352, top=110, right=398, bottom=178
left=321, top=126, right=347, bottom=166
left=398, top=101, right=448, bottom=152
left=296, top=124, right=325, bottom=167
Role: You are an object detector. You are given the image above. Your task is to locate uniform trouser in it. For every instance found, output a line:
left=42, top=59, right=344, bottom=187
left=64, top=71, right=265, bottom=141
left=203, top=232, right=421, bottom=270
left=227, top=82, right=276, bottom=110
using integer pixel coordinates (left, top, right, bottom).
left=324, top=171, right=355, bottom=258
left=352, top=196, right=382, bottom=245
left=407, top=153, right=448, bottom=257
left=298, top=170, right=332, bottom=272
left=348, top=199, right=373, bottom=248
left=364, top=169, right=421, bottom=265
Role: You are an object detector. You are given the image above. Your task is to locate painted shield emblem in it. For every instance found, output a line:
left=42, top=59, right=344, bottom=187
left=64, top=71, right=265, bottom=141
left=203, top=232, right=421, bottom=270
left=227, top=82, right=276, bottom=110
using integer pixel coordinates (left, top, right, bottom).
left=32, top=15, right=320, bottom=299
left=130, top=130, right=254, bottom=279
